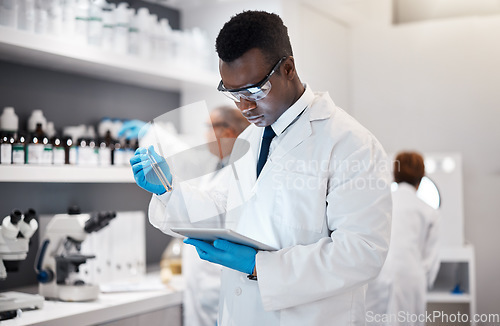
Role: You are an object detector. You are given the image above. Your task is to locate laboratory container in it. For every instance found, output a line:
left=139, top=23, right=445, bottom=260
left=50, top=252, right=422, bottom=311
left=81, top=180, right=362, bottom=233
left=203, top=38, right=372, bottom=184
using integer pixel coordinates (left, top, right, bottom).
left=0, top=131, right=14, bottom=164
left=0, top=107, right=19, bottom=133
left=12, top=132, right=26, bottom=164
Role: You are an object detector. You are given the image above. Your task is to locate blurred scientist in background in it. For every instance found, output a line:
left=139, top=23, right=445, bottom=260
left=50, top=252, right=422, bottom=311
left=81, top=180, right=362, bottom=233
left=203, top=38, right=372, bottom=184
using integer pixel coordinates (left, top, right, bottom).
left=120, top=106, right=249, bottom=326
left=366, top=151, right=441, bottom=326
left=181, top=106, right=249, bottom=326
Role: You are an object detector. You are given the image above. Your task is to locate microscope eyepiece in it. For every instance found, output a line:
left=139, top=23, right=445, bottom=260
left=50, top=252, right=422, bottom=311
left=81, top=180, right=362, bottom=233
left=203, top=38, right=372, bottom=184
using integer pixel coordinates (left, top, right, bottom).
left=84, top=211, right=116, bottom=233
left=23, top=208, right=37, bottom=223
left=10, top=209, right=23, bottom=225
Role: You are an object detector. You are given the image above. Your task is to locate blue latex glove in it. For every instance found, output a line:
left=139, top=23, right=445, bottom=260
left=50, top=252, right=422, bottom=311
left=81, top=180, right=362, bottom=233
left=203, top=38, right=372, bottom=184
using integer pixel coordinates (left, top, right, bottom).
left=118, top=120, right=148, bottom=139
left=129, top=145, right=172, bottom=195
left=184, top=238, right=256, bottom=275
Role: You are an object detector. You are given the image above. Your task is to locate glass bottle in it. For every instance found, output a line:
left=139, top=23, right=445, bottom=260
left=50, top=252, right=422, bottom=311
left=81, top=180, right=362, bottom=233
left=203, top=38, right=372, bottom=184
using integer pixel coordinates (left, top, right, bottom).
left=52, top=133, right=65, bottom=165
left=12, top=132, right=26, bottom=164
left=77, top=137, right=88, bottom=165
left=41, top=132, right=52, bottom=165
left=113, top=139, right=125, bottom=166
left=98, top=132, right=112, bottom=166
left=64, top=136, right=77, bottom=165
left=123, top=138, right=135, bottom=166
left=26, top=123, right=45, bottom=164
left=88, top=138, right=99, bottom=166
left=160, top=237, right=183, bottom=283
left=0, top=131, right=15, bottom=164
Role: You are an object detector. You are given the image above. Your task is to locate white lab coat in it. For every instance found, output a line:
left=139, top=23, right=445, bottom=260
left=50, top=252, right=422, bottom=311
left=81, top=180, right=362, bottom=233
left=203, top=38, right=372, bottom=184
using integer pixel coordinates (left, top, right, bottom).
left=149, top=87, right=392, bottom=326
left=366, top=183, right=441, bottom=326
left=182, top=162, right=232, bottom=326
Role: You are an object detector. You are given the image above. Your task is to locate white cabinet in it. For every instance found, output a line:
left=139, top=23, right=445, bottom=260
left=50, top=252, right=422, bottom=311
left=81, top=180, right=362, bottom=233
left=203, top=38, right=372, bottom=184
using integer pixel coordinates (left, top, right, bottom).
left=427, top=245, right=477, bottom=325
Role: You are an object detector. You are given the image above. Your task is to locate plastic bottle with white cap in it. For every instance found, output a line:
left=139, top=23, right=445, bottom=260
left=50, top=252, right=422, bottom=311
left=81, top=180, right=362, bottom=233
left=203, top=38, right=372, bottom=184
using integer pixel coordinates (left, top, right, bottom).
left=0, top=107, right=20, bottom=164
left=136, top=8, right=151, bottom=59
left=101, top=1, right=115, bottom=51
left=46, top=0, right=62, bottom=36
left=27, top=110, right=47, bottom=132
left=0, top=107, right=18, bottom=164
left=0, top=107, right=19, bottom=133
left=0, top=0, right=18, bottom=28
left=61, top=0, right=76, bottom=40
left=88, top=0, right=103, bottom=46
left=113, top=2, right=129, bottom=55
left=128, top=8, right=139, bottom=56
left=158, top=18, right=172, bottom=63
left=74, top=0, right=89, bottom=44
left=34, top=0, right=48, bottom=35
left=17, top=0, right=35, bottom=32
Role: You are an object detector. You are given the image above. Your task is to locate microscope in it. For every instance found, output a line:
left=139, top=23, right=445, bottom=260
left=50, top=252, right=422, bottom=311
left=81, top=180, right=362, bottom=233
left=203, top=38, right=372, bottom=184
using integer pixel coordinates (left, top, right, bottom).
left=0, top=209, right=44, bottom=320
left=36, top=209, right=116, bottom=302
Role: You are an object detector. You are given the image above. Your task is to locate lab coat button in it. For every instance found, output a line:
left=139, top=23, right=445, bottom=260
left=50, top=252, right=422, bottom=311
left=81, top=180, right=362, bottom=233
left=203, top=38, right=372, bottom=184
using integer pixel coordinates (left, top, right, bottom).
left=235, top=287, right=242, bottom=296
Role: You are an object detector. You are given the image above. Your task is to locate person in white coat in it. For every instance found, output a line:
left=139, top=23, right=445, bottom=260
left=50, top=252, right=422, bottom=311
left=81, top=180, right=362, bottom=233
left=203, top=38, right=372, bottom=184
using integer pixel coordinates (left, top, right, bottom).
left=130, top=11, right=392, bottom=326
left=366, top=151, right=441, bottom=326
left=182, top=106, right=249, bottom=326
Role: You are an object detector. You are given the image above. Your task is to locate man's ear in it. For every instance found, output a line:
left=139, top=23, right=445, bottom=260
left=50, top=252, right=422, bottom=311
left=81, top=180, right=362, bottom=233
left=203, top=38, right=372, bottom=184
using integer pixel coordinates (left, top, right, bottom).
left=282, top=57, right=296, bottom=80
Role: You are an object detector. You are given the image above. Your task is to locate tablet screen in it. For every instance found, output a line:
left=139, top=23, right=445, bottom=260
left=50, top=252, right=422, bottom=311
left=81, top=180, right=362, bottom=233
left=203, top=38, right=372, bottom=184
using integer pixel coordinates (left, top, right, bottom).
left=171, top=228, right=277, bottom=251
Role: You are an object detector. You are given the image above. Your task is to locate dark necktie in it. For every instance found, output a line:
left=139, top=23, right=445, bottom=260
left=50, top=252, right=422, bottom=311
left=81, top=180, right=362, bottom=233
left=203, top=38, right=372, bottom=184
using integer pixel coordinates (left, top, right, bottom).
left=256, top=126, right=276, bottom=178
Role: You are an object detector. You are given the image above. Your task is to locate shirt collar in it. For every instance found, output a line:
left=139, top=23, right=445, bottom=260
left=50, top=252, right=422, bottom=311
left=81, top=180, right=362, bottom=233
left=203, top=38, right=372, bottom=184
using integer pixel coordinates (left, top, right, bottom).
left=397, top=182, right=418, bottom=193
left=270, top=84, right=315, bottom=136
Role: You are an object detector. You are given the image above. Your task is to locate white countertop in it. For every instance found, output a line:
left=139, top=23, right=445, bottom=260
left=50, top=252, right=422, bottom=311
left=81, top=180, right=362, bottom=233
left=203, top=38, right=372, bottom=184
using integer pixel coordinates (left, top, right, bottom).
left=2, top=275, right=184, bottom=326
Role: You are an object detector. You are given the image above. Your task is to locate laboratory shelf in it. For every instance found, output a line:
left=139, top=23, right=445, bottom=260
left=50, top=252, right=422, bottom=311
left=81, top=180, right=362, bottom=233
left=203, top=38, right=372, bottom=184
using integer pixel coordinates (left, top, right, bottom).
left=439, top=244, right=474, bottom=262
left=426, top=291, right=471, bottom=304
left=0, top=165, right=134, bottom=183
left=0, top=26, right=219, bottom=92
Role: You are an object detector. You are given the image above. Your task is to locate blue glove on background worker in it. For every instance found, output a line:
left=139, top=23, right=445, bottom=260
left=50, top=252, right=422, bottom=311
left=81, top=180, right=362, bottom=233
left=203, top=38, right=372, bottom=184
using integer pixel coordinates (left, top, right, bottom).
left=130, top=145, right=172, bottom=195
left=184, top=238, right=256, bottom=275
left=118, top=119, right=148, bottom=139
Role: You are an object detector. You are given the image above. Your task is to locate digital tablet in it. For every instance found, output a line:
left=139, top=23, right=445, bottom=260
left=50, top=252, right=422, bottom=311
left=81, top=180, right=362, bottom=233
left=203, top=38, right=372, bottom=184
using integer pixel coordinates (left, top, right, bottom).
left=171, top=227, right=278, bottom=251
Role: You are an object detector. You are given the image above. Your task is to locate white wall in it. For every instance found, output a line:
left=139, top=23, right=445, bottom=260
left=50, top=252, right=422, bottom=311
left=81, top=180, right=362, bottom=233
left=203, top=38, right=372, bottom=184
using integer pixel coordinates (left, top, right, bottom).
left=291, top=4, right=350, bottom=111
left=351, top=16, right=500, bottom=315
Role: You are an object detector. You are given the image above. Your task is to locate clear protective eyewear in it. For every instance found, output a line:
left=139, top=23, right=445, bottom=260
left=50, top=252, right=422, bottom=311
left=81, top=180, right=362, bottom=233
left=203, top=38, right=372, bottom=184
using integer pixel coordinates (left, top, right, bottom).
left=217, top=56, right=287, bottom=103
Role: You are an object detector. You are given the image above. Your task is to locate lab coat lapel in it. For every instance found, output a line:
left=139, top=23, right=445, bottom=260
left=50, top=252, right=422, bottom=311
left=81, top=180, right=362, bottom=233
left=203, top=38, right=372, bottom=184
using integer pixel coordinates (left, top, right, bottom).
left=232, top=126, right=261, bottom=195
left=256, top=113, right=312, bottom=182
left=254, top=99, right=333, bottom=182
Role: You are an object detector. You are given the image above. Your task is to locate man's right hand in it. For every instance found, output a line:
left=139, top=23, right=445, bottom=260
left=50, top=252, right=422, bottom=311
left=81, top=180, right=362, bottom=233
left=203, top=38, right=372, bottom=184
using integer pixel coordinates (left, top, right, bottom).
left=130, top=145, right=172, bottom=195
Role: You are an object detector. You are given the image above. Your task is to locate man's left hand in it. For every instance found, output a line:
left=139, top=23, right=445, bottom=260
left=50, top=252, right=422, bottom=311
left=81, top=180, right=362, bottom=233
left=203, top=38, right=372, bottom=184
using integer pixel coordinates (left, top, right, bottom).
left=184, top=238, right=256, bottom=275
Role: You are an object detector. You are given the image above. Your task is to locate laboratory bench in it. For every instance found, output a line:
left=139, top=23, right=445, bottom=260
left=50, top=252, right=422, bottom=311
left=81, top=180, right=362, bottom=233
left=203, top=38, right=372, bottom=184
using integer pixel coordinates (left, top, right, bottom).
left=1, top=274, right=184, bottom=326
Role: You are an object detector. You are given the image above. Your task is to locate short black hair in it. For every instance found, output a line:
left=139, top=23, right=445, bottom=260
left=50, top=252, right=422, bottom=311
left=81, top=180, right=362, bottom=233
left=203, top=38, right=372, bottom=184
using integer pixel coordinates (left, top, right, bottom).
left=216, top=11, right=293, bottom=65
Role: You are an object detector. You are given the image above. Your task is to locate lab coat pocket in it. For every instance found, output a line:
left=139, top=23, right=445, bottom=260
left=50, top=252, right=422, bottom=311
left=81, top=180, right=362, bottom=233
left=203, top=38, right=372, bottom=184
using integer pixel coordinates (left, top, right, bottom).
left=272, top=170, right=327, bottom=234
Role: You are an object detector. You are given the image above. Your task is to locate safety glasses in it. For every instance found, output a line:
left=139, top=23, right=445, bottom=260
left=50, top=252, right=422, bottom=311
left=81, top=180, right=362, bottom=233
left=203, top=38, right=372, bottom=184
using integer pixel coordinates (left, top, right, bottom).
left=217, top=56, right=287, bottom=102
